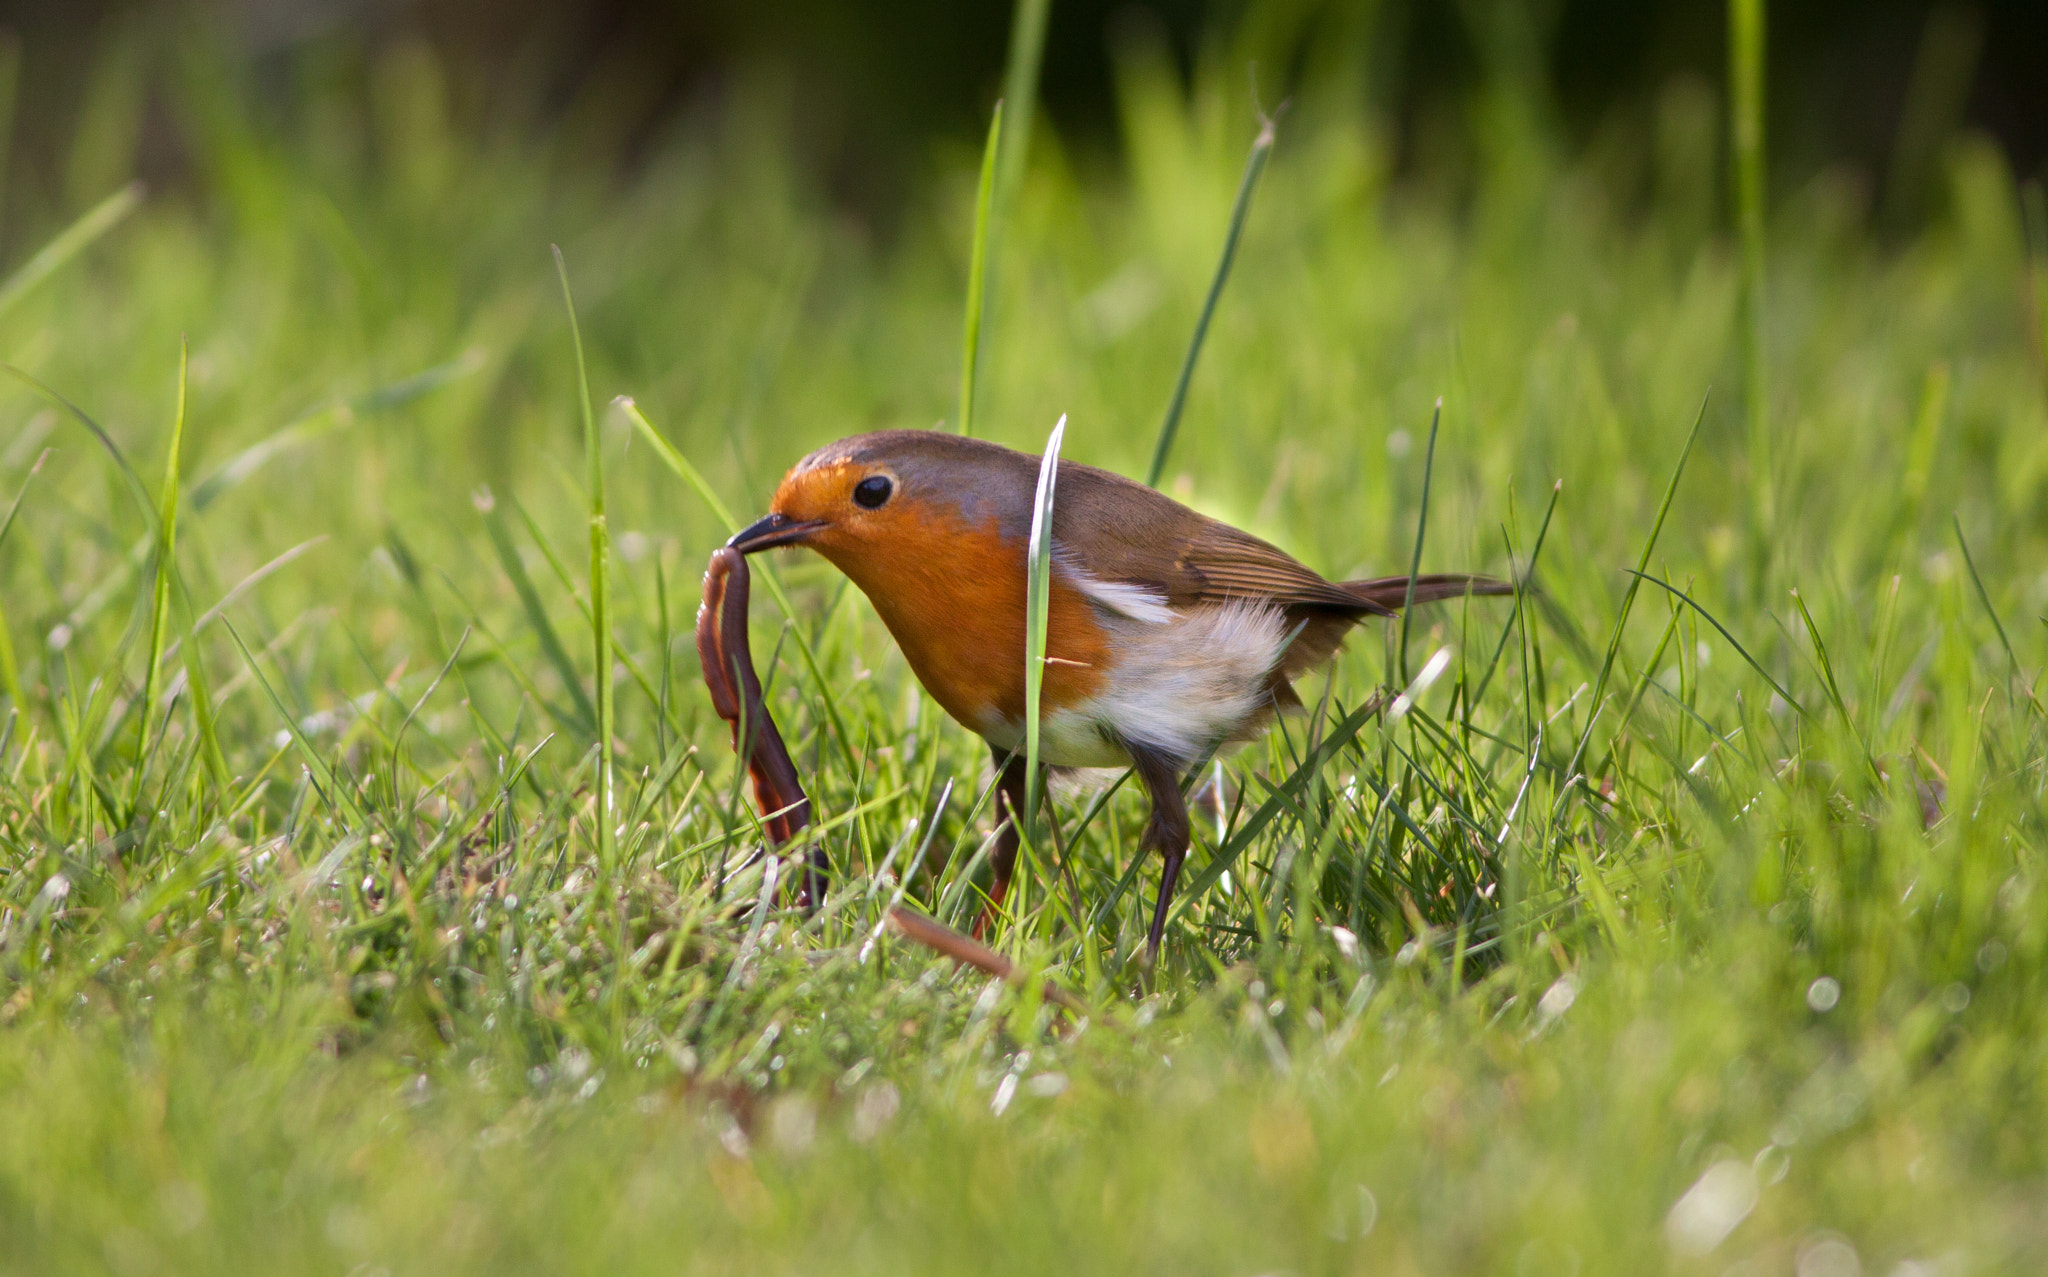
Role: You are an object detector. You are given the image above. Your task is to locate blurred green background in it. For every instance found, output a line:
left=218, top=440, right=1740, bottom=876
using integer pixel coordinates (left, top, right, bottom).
left=4, top=0, right=2046, bottom=239
left=1, top=1, right=2046, bottom=1272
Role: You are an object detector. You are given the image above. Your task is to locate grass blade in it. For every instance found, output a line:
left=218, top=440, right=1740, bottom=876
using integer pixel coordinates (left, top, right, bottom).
left=1472, top=479, right=1559, bottom=706
left=1145, top=110, right=1280, bottom=488
left=1620, top=570, right=1805, bottom=715
left=1175, top=693, right=1387, bottom=907
left=1560, top=392, right=1710, bottom=787
left=0, top=449, right=41, bottom=554
left=1790, top=588, right=1879, bottom=780
left=554, top=245, right=615, bottom=873
left=617, top=397, right=737, bottom=531
left=5, top=365, right=158, bottom=525
left=958, top=100, right=1002, bottom=439
left=995, top=0, right=1050, bottom=206
left=1022, top=414, right=1066, bottom=829
left=1730, top=0, right=1770, bottom=538
left=221, top=618, right=366, bottom=827
left=1396, top=399, right=1441, bottom=685
left=477, top=490, right=597, bottom=738
left=130, top=340, right=188, bottom=804
left=0, top=448, right=46, bottom=710
left=0, top=181, right=142, bottom=322
left=0, top=34, right=17, bottom=240
left=2025, top=181, right=2048, bottom=389
left=187, top=353, right=481, bottom=514
left=1953, top=515, right=2031, bottom=713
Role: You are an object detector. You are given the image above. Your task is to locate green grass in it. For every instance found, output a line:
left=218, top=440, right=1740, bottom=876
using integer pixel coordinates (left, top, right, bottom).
left=4, top=17, right=2048, bottom=1275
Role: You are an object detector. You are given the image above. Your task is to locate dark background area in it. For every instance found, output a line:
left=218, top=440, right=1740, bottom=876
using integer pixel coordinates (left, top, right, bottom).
left=0, top=0, right=2043, bottom=225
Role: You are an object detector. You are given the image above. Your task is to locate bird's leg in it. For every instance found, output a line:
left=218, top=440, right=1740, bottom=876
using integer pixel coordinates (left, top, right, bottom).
left=974, top=747, right=1030, bottom=939
left=1128, top=742, right=1191, bottom=964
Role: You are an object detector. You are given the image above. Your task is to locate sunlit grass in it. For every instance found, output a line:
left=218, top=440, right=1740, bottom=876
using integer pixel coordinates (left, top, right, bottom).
left=0, top=15, right=2045, bottom=1275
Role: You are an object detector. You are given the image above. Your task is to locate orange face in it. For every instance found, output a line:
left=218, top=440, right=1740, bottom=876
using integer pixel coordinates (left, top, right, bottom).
left=767, top=459, right=909, bottom=562
left=732, top=457, right=1109, bottom=738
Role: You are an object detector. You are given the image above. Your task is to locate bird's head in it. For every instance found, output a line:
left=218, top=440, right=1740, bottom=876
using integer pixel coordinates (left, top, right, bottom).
left=727, top=429, right=1034, bottom=570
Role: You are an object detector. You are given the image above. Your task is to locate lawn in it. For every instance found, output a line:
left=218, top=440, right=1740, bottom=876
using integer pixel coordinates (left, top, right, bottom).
left=2, top=14, right=2047, bottom=1275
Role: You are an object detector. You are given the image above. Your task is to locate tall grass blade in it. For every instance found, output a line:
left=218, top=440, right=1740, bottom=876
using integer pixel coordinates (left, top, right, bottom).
left=1891, top=363, right=1949, bottom=556
left=0, top=449, right=46, bottom=711
left=1729, top=0, right=1770, bottom=541
left=617, top=397, right=737, bottom=532
left=221, top=618, right=366, bottom=827
left=1560, top=393, right=1710, bottom=787
left=958, top=101, right=1003, bottom=438
left=1472, top=479, right=1558, bottom=706
left=1953, top=516, right=2035, bottom=716
left=477, top=491, right=597, bottom=738
left=1882, top=6, right=1983, bottom=232
left=5, top=366, right=157, bottom=523
left=1022, top=414, right=1066, bottom=830
left=2024, top=181, right=2048, bottom=390
left=0, top=182, right=142, bottom=322
left=554, top=245, right=615, bottom=873
left=166, top=561, right=230, bottom=789
left=0, top=34, right=18, bottom=241
left=1177, top=693, right=1386, bottom=906
left=1396, top=400, right=1441, bottom=685
left=187, top=353, right=482, bottom=513
left=131, top=340, right=189, bottom=804
left=0, top=451, right=39, bottom=556
left=1620, top=570, right=1805, bottom=715
left=996, top=0, right=1050, bottom=206
left=1145, top=111, right=1280, bottom=488
left=1790, top=588, right=1879, bottom=780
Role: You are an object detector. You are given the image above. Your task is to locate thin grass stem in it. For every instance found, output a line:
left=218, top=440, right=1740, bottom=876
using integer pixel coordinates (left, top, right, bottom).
left=1145, top=111, right=1280, bottom=488
left=1396, top=400, right=1442, bottom=685
left=1023, top=415, right=1066, bottom=830
left=0, top=182, right=141, bottom=322
left=1558, top=393, right=1710, bottom=799
left=554, top=245, right=615, bottom=873
left=1730, top=0, right=1770, bottom=543
left=130, top=340, right=188, bottom=808
left=958, top=101, right=1003, bottom=438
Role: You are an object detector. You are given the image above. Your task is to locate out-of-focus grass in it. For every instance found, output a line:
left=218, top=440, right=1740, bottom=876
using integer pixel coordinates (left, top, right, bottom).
left=2, top=12, right=2047, bottom=1275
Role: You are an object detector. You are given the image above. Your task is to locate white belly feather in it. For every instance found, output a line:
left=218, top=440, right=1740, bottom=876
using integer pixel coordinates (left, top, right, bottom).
left=977, top=565, right=1292, bottom=769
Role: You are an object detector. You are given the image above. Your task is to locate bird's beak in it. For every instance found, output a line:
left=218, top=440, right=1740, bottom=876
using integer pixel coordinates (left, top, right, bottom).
left=727, top=512, right=827, bottom=554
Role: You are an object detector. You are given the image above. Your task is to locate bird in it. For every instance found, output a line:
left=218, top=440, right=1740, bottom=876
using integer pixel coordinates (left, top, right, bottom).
left=726, top=428, right=1508, bottom=959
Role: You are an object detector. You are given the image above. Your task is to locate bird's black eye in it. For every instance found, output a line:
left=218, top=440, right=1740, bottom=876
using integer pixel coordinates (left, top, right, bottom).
left=853, top=475, right=893, bottom=509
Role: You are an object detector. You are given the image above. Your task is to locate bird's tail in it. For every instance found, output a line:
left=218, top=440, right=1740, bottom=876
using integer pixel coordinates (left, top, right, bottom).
left=1341, top=573, right=1514, bottom=614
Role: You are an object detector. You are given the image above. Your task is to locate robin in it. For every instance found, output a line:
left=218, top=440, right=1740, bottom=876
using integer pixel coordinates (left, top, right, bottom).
left=726, top=429, right=1507, bottom=958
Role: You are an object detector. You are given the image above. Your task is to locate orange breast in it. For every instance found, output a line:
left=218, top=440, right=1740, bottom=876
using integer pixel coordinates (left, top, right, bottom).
left=812, top=505, right=1109, bottom=737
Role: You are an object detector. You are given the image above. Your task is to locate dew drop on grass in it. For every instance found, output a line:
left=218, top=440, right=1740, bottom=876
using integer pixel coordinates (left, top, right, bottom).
left=1025, top=1072, right=1067, bottom=1098
left=1324, top=1183, right=1377, bottom=1241
left=767, top=1094, right=817, bottom=1154
left=1665, top=1160, right=1757, bottom=1255
left=1795, top=1234, right=1861, bottom=1277
left=1537, top=975, right=1578, bottom=1021
left=1806, top=976, right=1841, bottom=1012
left=851, top=1081, right=899, bottom=1142
left=1753, top=1143, right=1791, bottom=1185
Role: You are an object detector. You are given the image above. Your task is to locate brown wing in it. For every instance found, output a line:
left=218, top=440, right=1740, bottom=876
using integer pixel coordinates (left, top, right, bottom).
left=1049, top=461, right=1384, bottom=613
left=1175, top=521, right=1394, bottom=612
